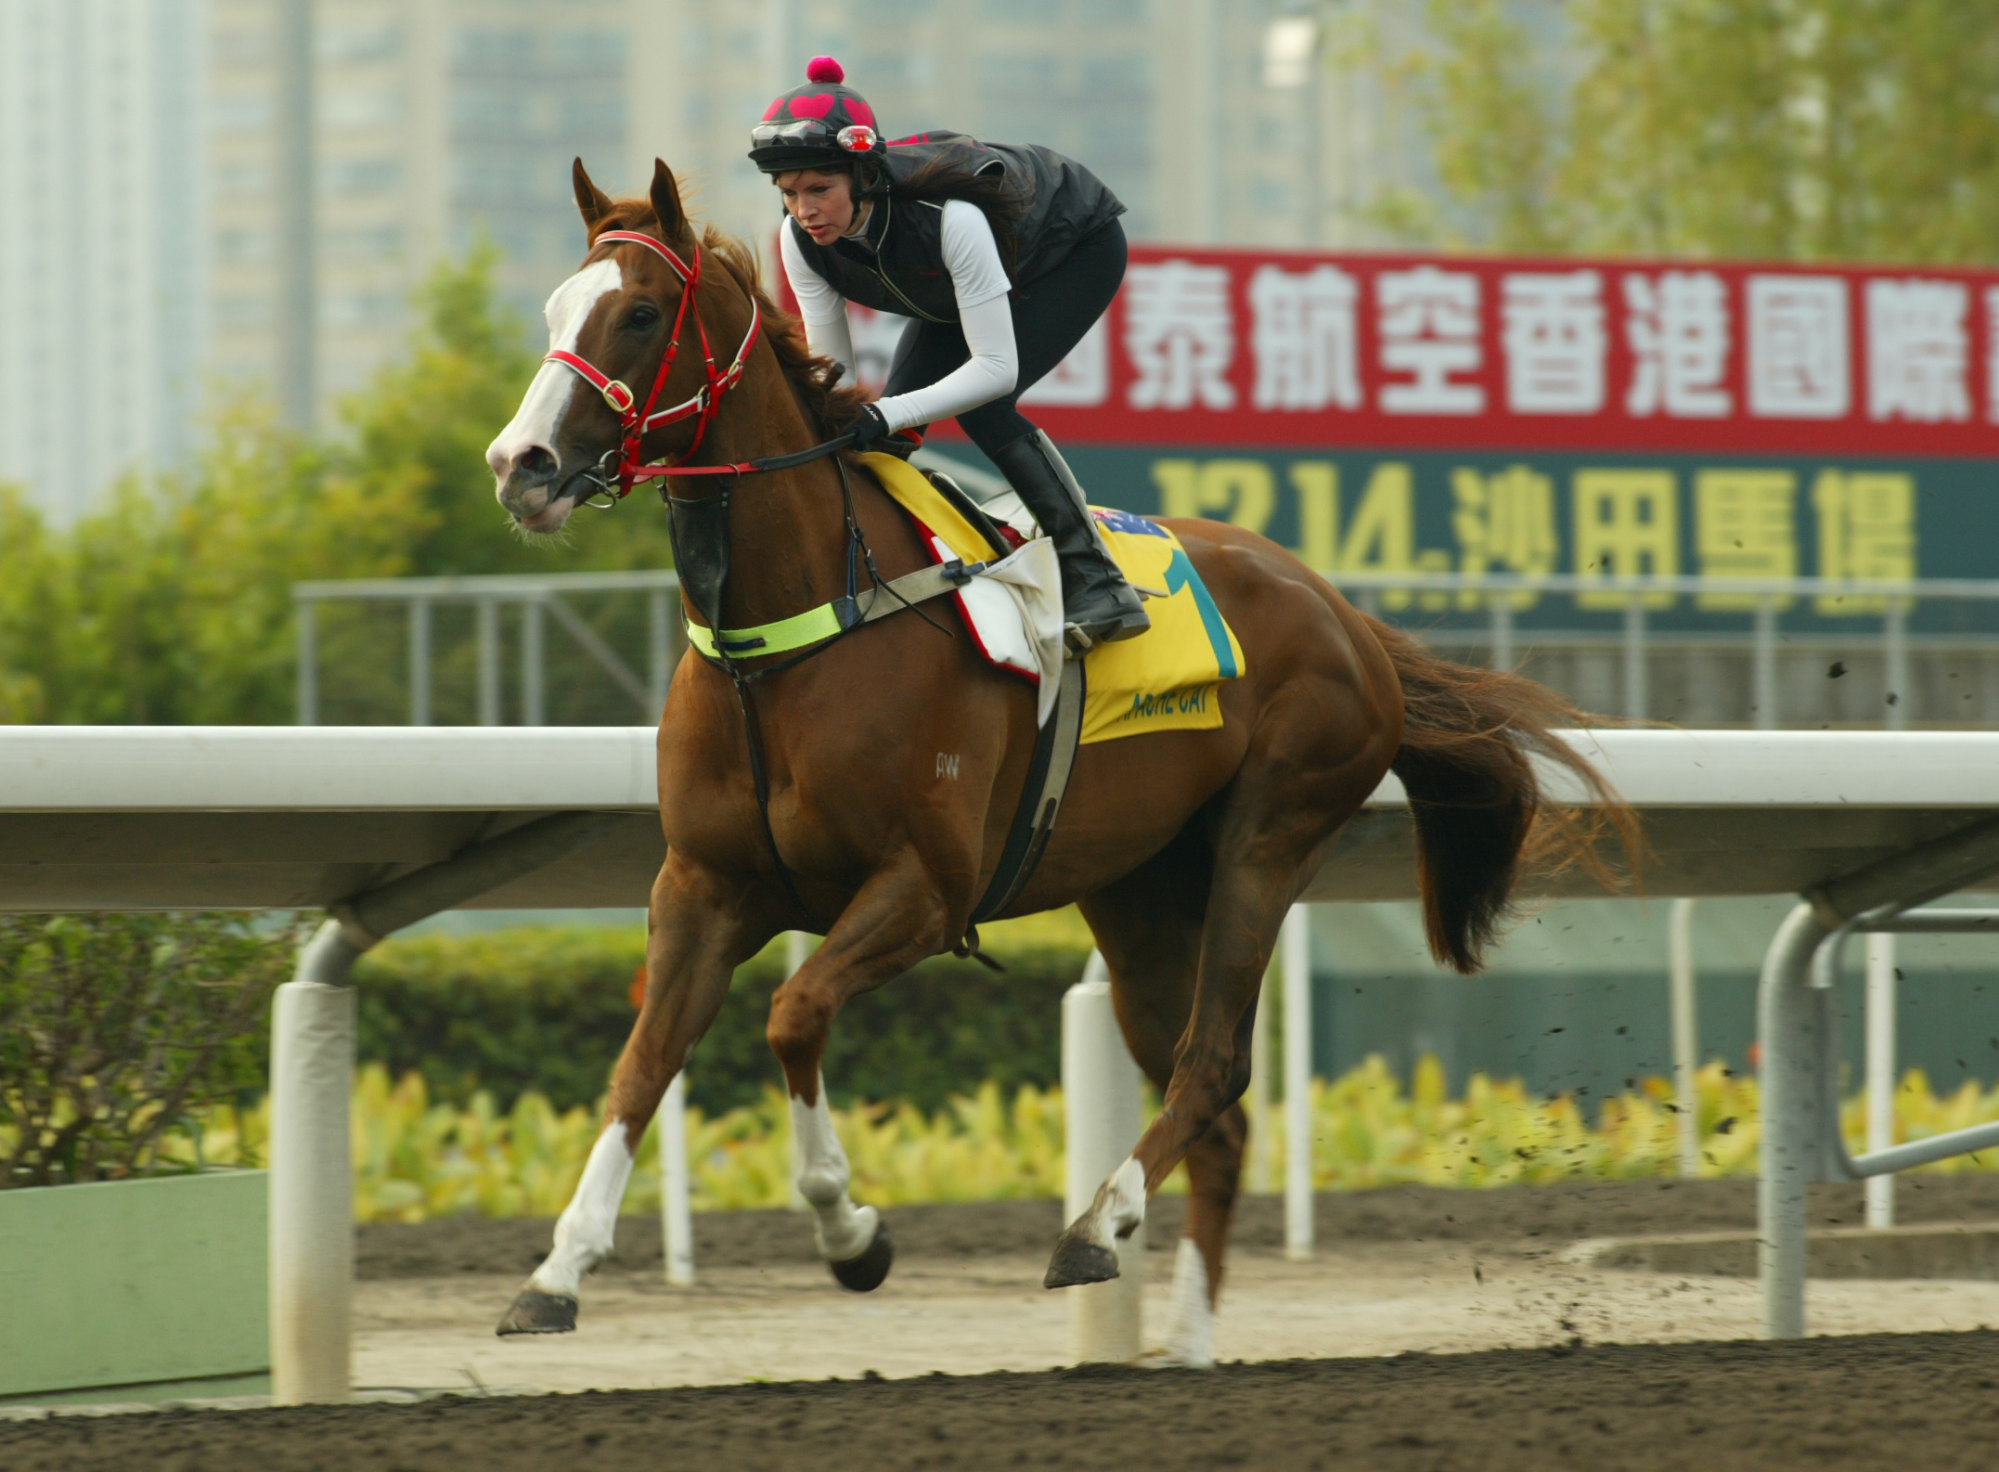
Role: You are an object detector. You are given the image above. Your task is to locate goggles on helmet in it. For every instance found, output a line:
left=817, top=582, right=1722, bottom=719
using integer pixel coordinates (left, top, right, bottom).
left=750, top=119, right=880, bottom=153
left=751, top=119, right=831, bottom=148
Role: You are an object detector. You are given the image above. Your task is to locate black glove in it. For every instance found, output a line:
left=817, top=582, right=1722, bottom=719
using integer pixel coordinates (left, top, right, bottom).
left=848, top=403, right=892, bottom=451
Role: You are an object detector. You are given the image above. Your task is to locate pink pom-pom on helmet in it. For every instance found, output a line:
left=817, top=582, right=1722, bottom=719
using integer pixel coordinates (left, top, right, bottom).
left=805, top=56, right=845, bottom=83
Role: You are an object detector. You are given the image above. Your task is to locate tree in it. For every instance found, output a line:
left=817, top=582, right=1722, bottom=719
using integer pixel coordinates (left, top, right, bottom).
left=1392, top=0, right=1999, bottom=265
left=0, top=487, right=61, bottom=722
left=0, top=913, right=304, bottom=1185
left=0, top=247, right=681, bottom=725
left=336, top=244, right=678, bottom=578
left=0, top=403, right=424, bottom=725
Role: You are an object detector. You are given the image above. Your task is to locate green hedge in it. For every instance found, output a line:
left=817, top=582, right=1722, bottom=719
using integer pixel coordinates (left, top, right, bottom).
left=351, top=925, right=1095, bottom=1114
left=3, top=913, right=302, bottom=1186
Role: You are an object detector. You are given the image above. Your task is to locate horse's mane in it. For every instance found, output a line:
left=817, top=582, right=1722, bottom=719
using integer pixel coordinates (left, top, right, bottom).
left=591, top=198, right=870, bottom=437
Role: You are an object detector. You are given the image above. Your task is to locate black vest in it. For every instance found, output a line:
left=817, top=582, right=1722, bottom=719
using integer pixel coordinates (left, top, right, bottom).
left=787, top=132, right=1125, bottom=324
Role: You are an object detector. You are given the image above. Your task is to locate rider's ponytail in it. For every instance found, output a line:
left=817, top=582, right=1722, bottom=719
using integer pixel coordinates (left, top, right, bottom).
left=885, top=151, right=1028, bottom=283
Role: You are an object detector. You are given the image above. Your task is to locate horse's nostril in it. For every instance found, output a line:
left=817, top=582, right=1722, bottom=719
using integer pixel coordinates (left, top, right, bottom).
left=517, top=445, right=558, bottom=482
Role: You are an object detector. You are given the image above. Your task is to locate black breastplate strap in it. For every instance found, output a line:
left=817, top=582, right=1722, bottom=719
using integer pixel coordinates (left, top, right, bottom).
left=665, top=481, right=820, bottom=929
left=969, top=655, right=1086, bottom=928
left=665, top=486, right=732, bottom=634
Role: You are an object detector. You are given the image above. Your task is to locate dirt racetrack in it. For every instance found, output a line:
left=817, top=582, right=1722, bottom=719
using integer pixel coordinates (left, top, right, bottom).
left=353, top=1171, right=1999, bottom=1279
left=7, top=1333, right=1999, bottom=1472
left=11, top=1177, right=1999, bottom=1470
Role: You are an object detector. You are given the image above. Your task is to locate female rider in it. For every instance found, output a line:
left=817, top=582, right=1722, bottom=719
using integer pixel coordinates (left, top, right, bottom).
left=749, top=57, right=1149, bottom=648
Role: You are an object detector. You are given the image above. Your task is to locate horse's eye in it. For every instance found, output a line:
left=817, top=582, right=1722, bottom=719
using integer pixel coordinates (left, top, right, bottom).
left=626, top=304, right=660, bottom=331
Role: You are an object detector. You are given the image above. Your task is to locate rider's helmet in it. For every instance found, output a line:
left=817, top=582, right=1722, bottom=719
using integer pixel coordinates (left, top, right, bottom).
left=748, top=57, right=886, bottom=177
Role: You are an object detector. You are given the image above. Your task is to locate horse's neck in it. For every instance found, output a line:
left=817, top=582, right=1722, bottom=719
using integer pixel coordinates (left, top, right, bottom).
left=702, top=389, right=856, bottom=631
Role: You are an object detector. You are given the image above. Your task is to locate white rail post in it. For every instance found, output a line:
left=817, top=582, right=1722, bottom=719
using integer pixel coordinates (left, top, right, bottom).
left=407, top=597, right=432, bottom=727
left=270, top=920, right=362, bottom=1404
left=521, top=597, right=545, bottom=726
left=1753, top=599, right=1779, bottom=730
left=1064, top=951, right=1145, bottom=1363
left=1884, top=602, right=1910, bottom=729
left=1669, top=899, right=1700, bottom=1177
left=1282, top=905, right=1314, bottom=1261
left=476, top=599, right=502, bottom=727
left=295, top=597, right=318, bottom=726
left=1758, top=903, right=1831, bottom=1339
left=1248, top=966, right=1273, bottom=1194
left=1623, top=601, right=1648, bottom=722
left=1871, top=604, right=1907, bottom=1227
left=1865, top=933, right=1897, bottom=1229
left=660, top=1072, right=694, bottom=1285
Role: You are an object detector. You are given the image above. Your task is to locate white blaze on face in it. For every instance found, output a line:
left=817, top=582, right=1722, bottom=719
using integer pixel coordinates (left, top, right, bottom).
left=485, top=257, right=624, bottom=483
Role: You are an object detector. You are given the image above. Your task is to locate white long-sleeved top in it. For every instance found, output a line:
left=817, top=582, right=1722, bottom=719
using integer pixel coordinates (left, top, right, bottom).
left=781, top=198, right=1018, bottom=434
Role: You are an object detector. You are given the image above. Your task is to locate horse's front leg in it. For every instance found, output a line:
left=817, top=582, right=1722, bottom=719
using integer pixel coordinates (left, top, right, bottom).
left=766, top=850, right=953, bottom=1292
left=497, top=853, right=766, bottom=1335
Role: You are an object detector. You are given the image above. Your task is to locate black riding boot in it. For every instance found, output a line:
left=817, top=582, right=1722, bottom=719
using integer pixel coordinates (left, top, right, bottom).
left=988, top=430, right=1151, bottom=649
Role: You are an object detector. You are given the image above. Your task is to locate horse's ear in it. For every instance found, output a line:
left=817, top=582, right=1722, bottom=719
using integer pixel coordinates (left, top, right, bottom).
left=573, top=157, right=614, bottom=229
left=649, top=159, right=690, bottom=244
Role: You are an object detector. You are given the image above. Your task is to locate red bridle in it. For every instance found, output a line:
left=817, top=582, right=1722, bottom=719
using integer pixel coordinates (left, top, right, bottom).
left=541, top=229, right=763, bottom=499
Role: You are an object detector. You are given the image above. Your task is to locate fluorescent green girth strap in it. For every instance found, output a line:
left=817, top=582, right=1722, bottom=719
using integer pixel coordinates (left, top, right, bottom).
left=685, top=601, right=847, bottom=660
left=685, top=558, right=991, bottom=662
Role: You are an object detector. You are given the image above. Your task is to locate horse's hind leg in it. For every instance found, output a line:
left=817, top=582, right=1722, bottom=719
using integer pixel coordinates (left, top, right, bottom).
left=497, top=853, right=764, bottom=1335
left=1076, top=833, right=1247, bottom=1367
left=1163, top=1106, right=1249, bottom=1365
left=765, top=851, right=954, bottom=1291
left=1051, top=718, right=1384, bottom=1296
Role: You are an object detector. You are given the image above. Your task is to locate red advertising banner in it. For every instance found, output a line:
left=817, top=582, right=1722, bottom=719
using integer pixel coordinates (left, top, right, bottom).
left=784, top=244, right=1999, bottom=458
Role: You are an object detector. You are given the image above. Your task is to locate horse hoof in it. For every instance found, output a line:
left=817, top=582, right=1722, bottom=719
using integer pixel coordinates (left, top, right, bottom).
left=495, top=1287, right=578, bottom=1336
left=1043, top=1231, right=1119, bottom=1289
left=829, top=1220, right=895, bottom=1293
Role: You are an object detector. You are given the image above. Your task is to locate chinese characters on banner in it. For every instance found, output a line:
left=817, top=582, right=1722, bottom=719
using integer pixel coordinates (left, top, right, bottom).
left=1001, top=247, right=1999, bottom=457
left=1130, top=450, right=1917, bottom=616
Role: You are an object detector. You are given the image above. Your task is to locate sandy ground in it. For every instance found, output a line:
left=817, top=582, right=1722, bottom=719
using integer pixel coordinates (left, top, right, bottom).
left=357, top=1236, right=1999, bottom=1397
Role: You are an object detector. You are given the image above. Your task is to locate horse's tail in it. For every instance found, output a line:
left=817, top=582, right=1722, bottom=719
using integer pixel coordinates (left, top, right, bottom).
left=1367, top=614, right=1634, bottom=975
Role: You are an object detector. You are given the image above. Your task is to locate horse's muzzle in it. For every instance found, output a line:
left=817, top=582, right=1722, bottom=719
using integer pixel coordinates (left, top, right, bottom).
left=493, top=444, right=568, bottom=524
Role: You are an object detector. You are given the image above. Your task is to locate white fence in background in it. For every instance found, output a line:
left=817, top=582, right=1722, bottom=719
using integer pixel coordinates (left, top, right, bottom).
left=296, top=564, right=1999, bottom=729
left=294, top=568, right=682, bottom=727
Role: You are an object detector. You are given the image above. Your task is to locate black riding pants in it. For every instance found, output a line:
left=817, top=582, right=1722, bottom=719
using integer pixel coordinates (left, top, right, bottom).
left=883, top=219, right=1127, bottom=459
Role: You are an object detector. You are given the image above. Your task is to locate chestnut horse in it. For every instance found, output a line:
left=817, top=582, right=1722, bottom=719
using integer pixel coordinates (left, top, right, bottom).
left=483, top=159, right=1621, bottom=1362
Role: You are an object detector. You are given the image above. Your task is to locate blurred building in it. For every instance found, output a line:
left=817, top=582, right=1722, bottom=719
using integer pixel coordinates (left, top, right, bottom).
left=204, top=0, right=651, bottom=424
left=666, top=0, right=1456, bottom=259
left=0, top=0, right=208, bottom=519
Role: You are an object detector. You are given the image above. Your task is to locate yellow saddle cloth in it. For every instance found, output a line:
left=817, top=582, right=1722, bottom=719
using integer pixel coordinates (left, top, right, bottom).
left=861, top=454, right=1247, bottom=745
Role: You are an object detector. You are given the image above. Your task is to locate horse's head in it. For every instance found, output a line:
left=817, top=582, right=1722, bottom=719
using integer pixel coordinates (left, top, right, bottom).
left=487, top=158, right=722, bottom=534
